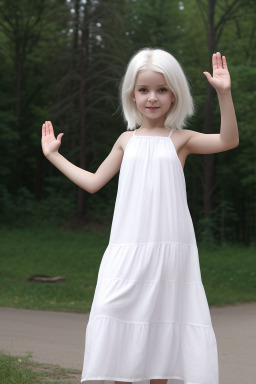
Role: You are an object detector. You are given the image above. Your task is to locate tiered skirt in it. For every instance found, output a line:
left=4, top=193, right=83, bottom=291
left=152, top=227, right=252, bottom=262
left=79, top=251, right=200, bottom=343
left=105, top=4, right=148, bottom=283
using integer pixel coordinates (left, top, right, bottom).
left=81, top=242, right=219, bottom=384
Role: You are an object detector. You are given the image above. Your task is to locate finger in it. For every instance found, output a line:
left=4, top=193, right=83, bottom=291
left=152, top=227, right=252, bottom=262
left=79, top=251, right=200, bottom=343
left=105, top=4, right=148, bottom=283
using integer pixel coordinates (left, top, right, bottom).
left=57, top=133, right=64, bottom=141
left=222, top=55, right=227, bottom=69
left=48, top=121, right=54, bottom=135
left=216, top=52, right=222, bottom=69
left=212, top=53, right=218, bottom=71
left=45, top=121, right=49, bottom=135
left=203, top=71, right=212, bottom=82
left=42, top=123, right=45, bottom=137
left=47, top=121, right=52, bottom=135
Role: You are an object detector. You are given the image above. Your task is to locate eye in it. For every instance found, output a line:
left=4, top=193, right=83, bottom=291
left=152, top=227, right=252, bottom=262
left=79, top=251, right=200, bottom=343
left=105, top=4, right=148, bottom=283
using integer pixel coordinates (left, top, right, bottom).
left=159, top=88, right=168, bottom=93
left=138, top=88, right=148, bottom=93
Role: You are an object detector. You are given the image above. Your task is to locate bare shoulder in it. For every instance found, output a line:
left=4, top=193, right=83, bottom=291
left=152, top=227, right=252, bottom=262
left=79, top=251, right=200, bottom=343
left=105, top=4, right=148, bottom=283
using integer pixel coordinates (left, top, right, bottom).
left=171, top=129, right=193, bottom=151
left=175, top=128, right=238, bottom=155
left=172, top=128, right=194, bottom=139
left=116, top=130, right=134, bottom=153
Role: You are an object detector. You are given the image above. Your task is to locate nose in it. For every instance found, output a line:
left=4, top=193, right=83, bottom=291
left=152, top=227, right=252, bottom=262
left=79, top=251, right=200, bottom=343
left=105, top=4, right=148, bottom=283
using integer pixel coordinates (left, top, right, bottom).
left=148, top=92, right=157, bottom=102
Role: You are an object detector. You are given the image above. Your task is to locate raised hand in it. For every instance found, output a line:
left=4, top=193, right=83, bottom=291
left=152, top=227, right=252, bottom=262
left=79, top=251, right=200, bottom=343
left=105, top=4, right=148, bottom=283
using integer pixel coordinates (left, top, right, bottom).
left=41, top=121, right=64, bottom=158
left=203, top=52, right=231, bottom=93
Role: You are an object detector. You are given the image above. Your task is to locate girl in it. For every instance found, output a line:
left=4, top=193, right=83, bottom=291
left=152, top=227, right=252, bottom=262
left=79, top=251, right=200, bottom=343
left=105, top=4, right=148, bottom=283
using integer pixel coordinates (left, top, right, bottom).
left=41, top=48, right=238, bottom=384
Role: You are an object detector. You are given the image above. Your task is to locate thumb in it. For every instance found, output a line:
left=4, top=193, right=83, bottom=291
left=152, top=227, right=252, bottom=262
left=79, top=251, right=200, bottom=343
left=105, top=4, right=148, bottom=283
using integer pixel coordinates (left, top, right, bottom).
left=57, top=133, right=64, bottom=142
left=203, top=71, right=212, bottom=82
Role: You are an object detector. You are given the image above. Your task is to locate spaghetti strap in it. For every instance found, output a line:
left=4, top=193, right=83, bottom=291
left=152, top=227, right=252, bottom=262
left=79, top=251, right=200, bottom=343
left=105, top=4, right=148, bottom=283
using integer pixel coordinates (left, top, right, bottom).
left=133, top=129, right=137, bottom=136
left=168, top=128, right=174, bottom=138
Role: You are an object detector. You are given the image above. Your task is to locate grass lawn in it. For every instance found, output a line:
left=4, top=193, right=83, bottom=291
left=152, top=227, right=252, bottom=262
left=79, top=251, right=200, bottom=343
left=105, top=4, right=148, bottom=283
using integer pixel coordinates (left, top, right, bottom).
left=0, top=352, right=81, bottom=384
left=0, top=224, right=255, bottom=313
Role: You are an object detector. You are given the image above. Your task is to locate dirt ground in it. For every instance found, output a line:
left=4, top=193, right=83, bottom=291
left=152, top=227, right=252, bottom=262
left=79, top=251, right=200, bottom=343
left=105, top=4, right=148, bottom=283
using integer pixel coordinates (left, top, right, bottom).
left=1, top=302, right=256, bottom=384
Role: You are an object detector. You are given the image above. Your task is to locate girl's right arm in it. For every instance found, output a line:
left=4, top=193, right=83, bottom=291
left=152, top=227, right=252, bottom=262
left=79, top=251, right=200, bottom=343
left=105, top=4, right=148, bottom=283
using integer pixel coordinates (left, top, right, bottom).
left=41, top=121, right=124, bottom=194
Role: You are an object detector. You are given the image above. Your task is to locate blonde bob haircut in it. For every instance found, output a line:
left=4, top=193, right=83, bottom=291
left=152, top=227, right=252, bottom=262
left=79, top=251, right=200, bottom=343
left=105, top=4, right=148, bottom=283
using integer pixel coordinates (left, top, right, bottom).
left=120, top=48, right=194, bottom=130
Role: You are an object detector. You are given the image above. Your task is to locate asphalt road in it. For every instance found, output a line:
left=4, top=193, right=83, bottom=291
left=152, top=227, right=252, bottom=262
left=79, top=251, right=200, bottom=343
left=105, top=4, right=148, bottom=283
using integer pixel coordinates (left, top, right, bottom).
left=1, top=302, right=256, bottom=384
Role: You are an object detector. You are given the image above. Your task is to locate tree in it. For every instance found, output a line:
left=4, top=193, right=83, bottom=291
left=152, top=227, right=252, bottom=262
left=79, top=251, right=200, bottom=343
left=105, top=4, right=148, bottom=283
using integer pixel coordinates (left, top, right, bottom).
left=50, top=0, right=130, bottom=219
left=195, top=0, right=249, bottom=221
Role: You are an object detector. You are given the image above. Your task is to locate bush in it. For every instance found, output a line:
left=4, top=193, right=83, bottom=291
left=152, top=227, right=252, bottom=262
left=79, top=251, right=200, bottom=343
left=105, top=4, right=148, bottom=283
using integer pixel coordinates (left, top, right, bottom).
left=0, top=185, right=75, bottom=226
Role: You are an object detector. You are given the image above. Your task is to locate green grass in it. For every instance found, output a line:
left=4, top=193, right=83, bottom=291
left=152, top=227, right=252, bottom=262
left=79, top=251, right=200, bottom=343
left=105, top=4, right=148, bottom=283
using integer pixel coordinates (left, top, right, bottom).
left=0, top=224, right=109, bottom=313
left=200, top=243, right=256, bottom=306
left=0, top=352, right=81, bottom=383
left=0, top=224, right=255, bottom=312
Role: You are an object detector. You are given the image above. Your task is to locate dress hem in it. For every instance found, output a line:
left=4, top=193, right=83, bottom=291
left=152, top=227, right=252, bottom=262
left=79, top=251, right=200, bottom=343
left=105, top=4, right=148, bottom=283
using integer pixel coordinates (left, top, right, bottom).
left=81, top=374, right=209, bottom=384
left=108, top=241, right=197, bottom=247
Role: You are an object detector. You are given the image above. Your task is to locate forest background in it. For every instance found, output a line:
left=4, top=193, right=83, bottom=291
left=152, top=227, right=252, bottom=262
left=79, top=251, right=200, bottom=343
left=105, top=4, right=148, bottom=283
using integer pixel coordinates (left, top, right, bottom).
left=0, top=0, right=255, bottom=246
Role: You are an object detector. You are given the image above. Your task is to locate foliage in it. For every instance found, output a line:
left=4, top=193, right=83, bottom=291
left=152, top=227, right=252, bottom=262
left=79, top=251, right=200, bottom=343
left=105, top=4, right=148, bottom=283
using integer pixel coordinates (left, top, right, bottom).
left=0, top=0, right=255, bottom=243
left=0, top=184, right=76, bottom=226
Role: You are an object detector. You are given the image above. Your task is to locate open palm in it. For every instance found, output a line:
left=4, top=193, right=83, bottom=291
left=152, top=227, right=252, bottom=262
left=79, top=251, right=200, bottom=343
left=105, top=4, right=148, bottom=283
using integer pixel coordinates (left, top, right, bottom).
left=41, top=121, right=64, bottom=158
left=203, top=52, right=231, bottom=93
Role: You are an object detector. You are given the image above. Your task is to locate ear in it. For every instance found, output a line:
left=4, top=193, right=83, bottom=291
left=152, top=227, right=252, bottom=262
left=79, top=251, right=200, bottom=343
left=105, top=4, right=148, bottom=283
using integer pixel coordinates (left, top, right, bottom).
left=132, top=91, right=136, bottom=102
left=171, top=91, right=176, bottom=102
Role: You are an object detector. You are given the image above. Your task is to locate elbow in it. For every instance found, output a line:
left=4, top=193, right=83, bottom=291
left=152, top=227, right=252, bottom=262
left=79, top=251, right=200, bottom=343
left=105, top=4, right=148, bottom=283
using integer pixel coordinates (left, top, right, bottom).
left=81, top=186, right=95, bottom=194
left=88, top=186, right=96, bottom=194
left=232, top=138, right=239, bottom=148
left=233, top=129, right=239, bottom=148
left=91, top=185, right=103, bottom=194
left=81, top=183, right=95, bottom=194
left=86, top=174, right=97, bottom=194
left=89, top=176, right=106, bottom=194
left=226, top=140, right=239, bottom=150
left=223, top=137, right=239, bottom=150
left=88, top=184, right=101, bottom=194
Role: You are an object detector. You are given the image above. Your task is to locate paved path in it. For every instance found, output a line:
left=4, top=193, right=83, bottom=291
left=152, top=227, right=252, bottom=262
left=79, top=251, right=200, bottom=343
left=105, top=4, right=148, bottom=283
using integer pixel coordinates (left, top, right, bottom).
left=1, top=303, right=256, bottom=383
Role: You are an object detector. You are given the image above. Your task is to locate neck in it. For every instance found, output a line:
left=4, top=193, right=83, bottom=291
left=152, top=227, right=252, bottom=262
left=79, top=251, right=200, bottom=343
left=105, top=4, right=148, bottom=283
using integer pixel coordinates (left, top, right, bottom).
left=140, top=116, right=166, bottom=130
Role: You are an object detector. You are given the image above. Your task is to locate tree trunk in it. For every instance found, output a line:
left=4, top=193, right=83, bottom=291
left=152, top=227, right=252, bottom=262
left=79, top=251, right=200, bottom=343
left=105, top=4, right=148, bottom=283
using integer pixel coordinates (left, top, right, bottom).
left=14, top=47, right=25, bottom=190
left=76, top=3, right=89, bottom=217
left=202, top=0, right=216, bottom=218
left=34, top=150, right=43, bottom=200
left=14, top=53, right=23, bottom=126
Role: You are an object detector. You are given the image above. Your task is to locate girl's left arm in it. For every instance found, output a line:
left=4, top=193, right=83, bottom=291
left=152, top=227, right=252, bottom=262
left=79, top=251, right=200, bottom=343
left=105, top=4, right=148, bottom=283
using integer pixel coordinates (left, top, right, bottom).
left=185, top=52, right=239, bottom=154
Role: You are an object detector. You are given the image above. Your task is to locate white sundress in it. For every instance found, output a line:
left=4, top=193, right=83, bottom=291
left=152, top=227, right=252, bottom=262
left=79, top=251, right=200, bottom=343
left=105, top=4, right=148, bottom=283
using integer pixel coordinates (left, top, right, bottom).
left=81, top=128, right=219, bottom=384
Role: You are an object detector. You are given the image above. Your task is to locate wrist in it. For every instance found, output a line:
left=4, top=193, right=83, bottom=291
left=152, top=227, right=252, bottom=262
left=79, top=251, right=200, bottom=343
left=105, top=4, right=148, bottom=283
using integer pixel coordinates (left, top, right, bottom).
left=216, top=88, right=232, bottom=97
left=46, top=151, right=61, bottom=162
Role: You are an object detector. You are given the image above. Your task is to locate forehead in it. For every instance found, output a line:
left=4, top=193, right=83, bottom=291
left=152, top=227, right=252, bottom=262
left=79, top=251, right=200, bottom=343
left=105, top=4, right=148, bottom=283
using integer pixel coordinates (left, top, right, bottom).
left=135, top=69, right=166, bottom=86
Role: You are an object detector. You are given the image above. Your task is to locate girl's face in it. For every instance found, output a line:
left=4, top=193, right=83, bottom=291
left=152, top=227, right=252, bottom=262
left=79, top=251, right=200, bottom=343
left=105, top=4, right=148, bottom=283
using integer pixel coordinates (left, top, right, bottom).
left=133, top=69, right=175, bottom=127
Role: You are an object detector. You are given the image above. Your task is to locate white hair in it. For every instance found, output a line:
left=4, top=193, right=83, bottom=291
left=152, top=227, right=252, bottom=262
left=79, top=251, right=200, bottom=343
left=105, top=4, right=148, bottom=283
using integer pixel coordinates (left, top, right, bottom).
left=120, top=47, right=194, bottom=130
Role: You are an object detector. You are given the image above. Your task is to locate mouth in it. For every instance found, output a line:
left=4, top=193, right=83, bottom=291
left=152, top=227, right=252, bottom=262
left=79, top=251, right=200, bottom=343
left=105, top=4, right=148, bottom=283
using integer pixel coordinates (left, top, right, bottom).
left=146, top=107, right=160, bottom=110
